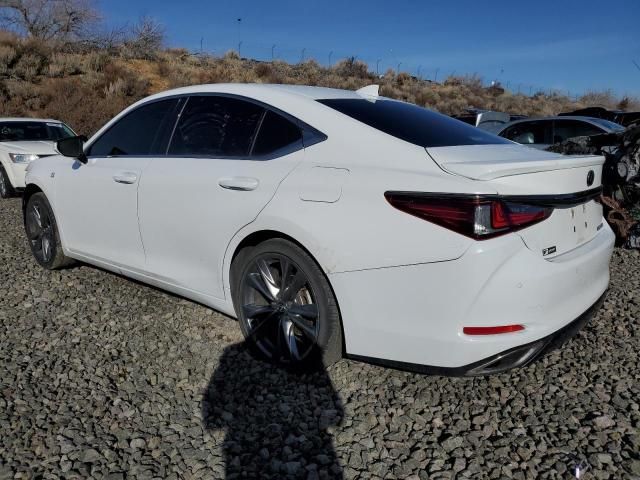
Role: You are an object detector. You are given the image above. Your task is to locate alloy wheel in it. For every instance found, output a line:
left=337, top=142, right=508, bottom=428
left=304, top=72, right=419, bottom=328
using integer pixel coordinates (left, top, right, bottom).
left=26, top=201, right=55, bottom=264
left=241, top=254, right=320, bottom=362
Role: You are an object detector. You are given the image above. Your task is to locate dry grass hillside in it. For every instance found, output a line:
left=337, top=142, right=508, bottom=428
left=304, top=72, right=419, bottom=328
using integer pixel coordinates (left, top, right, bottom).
left=0, top=31, right=637, bottom=137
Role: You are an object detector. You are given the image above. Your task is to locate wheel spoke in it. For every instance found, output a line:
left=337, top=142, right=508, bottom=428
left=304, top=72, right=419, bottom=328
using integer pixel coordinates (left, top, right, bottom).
left=289, top=304, right=318, bottom=320
left=243, top=303, right=275, bottom=318
left=289, top=315, right=317, bottom=341
left=41, top=234, right=51, bottom=261
left=32, top=205, right=43, bottom=229
left=257, top=258, right=280, bottom=299
left=281, top=317, right=300, bottom=361
left=279, top=257, right=292, bottom=292
left=27, top=227, right=42, bottom=242
left=247, top=272, right=276, bottom=302
left=280, top=271, right=307, bottom=302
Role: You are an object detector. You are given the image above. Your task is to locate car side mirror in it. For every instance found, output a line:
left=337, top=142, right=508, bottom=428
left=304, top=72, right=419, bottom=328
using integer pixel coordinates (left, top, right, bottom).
left=56, top=136, right=88, bottom=164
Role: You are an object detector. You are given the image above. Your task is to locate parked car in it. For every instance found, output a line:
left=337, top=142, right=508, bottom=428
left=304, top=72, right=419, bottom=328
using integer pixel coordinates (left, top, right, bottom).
left=560, top=107, right=640, bottom=128
left=0, top=118, right=76, bottom=199
left=497, top=116, right=625, bottom=150
left=23, top=84, right=614, bottom=375
left=453, top=109, right=523, bottom=132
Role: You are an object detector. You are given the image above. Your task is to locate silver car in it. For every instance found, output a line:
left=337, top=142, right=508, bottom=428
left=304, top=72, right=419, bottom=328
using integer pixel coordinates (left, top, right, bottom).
left=497, top=116, right=625, bottom=150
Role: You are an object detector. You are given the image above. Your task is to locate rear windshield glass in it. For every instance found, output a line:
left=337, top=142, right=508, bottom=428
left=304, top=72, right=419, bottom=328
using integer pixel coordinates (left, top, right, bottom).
left=318, top=98, right=511, bottom=148
left=588, top=118, right=625, bottom=132
left=0, top=121, right=75, bottom=142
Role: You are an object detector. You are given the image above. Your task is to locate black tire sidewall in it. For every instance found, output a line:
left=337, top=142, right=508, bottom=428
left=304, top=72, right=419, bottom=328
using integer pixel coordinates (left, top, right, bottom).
left=25, top=193, right=67, bottom=270
left=232, top=238, right=342, bottom=369
left=0, top=166, right=14, bottom=198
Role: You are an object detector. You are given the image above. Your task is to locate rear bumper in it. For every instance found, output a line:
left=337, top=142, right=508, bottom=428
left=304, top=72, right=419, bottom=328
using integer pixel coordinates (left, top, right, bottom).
left=330, top=221, right=615, bottom=371
left=348, top=293, right=605, bottom=376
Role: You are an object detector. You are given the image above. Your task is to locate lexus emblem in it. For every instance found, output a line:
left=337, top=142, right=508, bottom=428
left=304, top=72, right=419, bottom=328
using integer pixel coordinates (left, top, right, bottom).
left=586, top=170, right=595, bottom=187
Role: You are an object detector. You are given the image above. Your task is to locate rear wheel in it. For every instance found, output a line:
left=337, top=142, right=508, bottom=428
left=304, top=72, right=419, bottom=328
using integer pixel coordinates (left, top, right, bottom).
left=0, top=166, right=16, bottom=199
left=25, top=193, right=74, bottom=270
left=232, top=238, right=343, bottom=369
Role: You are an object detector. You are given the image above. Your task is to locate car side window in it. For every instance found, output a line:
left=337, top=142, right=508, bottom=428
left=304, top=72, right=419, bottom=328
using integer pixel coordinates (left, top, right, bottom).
left=553, top=120, right=602, bottom=143
left=502, top=121, right=552, bottom=144
left=252, top=110, right=303, bottom=156
left=88, top=98, right=179, bottom=157
left=168, top=96, right=265, bottom=157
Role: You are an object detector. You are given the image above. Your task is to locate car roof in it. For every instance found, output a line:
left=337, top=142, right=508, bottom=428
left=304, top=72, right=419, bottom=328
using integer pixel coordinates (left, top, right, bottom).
left=146, top=83, right=364, bottom=102
left=506, top=115, right=604, bottom=122
left=498, top=115, right=619, bottom=132
left=0, top=117, right=64, bottom=123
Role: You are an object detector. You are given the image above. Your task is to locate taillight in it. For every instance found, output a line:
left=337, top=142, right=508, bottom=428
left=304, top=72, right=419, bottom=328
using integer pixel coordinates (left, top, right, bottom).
left=384, top=192, right=553, bottom=240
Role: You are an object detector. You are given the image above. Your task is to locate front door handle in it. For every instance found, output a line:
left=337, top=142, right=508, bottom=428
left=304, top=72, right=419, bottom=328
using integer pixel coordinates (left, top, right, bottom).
left=218, top=176, right=259, bottom=191
left=113, top=172, right=138, bottom=184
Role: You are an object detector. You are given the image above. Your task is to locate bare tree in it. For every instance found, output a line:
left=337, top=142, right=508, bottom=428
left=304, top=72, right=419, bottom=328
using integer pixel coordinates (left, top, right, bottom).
left=0, top=0, right=99, bottom=41
left=122, top=16, right=164, bottom=59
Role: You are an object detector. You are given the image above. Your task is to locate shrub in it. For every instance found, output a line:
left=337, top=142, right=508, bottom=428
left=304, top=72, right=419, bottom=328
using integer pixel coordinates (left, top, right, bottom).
left=13, top=53, right=45, bottom=81
left=48, top=53, right=84, bottom=77
left=254, top=62, right=272, bottom=80
left=0, top=44, right=17, bottom=76
left=84, top=51, right=111, bottom=72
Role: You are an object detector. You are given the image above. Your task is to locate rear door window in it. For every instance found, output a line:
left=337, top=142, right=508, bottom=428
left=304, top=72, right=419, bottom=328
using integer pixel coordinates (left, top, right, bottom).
left=318, top=98, right=510, bottom=148
left=552, top=120, right=603, bottom=143
left=252, top=110, right=303, bottom=156
left=501, top=121, right=553, bottom=145
left=88, top=98, right=179, bottom=156
left=168, top=96, right=265, bottom=157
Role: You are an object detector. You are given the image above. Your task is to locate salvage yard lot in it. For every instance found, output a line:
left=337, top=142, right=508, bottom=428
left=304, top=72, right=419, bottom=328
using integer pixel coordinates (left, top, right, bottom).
left=0, top=197, right=638, bottom=479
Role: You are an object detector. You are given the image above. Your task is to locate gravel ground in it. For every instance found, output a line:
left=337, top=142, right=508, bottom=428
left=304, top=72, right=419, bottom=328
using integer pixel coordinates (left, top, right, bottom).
left=0, top=196, right=639, bottom=480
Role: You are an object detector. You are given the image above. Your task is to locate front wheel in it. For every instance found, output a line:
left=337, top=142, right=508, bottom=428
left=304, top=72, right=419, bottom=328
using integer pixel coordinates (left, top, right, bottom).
left=0, top=166, right=16, bottom=199
left=232, top=238, right=343, bottom=369
left=25, top=192, right=74, bottom=270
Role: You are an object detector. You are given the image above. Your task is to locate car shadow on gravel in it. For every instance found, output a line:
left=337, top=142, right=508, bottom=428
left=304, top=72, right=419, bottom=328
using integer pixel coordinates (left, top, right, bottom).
left=202, top=344, right=344, bottom=479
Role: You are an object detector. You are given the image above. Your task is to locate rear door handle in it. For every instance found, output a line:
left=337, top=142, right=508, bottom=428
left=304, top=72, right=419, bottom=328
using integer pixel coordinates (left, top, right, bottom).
left=218, top=176, right=259, bottom=191
left=113, top=172, right=138, bottom=184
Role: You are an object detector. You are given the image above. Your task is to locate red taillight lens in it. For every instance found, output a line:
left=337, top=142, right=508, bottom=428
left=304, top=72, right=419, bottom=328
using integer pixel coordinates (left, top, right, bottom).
left=463, top=325, right=525, bottom=335
left=491, top=201, right=551, bottom=229
left=385, top=193, right=552, bottom=240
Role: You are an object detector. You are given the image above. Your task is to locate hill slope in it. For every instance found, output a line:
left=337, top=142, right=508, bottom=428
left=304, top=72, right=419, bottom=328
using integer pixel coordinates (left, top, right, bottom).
left=0, top=32, right=636, bottom=136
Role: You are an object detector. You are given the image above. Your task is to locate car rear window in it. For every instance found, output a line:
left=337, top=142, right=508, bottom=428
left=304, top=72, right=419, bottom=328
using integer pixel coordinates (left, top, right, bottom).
left=588, top=118, right=625, bottom=132
left=318, top=98, right=511, bottom=148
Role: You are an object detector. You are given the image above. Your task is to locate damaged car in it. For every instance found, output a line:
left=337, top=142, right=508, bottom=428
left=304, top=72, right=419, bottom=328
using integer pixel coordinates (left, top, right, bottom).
left=22, top=84, right=614, bottom=375
left=497, top=116, right=625, bottom=150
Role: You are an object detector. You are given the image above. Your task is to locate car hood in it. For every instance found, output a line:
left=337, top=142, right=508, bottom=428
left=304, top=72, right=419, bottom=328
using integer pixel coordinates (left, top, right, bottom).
left=0, top=140, right=58, bottom=155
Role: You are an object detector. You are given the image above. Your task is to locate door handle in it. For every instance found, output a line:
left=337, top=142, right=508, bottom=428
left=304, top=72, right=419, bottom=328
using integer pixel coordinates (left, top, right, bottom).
left=218, top=176, right=259, bottom=191
left=113, top=172, right=138, bottom=184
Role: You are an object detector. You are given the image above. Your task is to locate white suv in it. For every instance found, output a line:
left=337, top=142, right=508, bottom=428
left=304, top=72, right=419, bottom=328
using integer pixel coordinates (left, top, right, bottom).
left=0, top=118, right=76, bottom=198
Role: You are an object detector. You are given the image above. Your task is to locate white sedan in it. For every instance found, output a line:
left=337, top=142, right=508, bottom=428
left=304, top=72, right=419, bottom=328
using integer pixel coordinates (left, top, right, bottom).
left=0, top=118, right=76, bottom=198
left=23, top=84, right=614, bottom=375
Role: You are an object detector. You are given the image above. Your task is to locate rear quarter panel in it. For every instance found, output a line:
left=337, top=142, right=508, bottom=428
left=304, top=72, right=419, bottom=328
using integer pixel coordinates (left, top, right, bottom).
left=224, top=137, right=499, bottom=294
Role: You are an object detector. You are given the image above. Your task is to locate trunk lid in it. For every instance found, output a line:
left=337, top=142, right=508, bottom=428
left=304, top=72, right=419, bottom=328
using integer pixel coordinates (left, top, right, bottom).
left=427, top=144, right=605, bottom=258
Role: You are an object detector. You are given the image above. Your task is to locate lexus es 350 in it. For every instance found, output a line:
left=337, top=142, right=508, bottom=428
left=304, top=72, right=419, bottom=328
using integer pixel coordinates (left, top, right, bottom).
left=22, top=84, right=614, bottom=375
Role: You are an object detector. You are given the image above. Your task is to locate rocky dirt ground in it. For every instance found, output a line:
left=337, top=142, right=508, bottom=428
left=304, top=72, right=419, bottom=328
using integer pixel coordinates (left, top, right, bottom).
left=0, top=197, right=638, bottom=480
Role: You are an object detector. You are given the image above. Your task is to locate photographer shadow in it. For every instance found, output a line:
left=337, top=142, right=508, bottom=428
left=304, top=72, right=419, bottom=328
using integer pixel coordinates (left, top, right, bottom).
left=202, top=343, right=344, bottom=479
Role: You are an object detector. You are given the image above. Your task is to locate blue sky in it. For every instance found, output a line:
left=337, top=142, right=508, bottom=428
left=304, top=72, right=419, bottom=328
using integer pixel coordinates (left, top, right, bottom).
left=99, top=0, right=640, bottom=97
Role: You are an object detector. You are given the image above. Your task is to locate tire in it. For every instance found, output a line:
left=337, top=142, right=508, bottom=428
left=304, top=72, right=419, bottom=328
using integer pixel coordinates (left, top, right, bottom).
left=24, top=192, right=74, bottom=270
left=0, top=166, right=16, bottom=199
left=232, top=238, right=343, bottom=370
